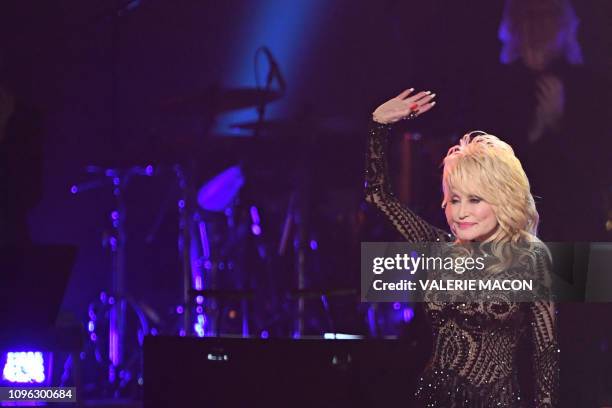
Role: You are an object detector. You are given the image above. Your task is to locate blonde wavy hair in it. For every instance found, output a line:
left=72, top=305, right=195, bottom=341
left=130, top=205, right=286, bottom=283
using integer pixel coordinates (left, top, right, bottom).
left=441, top=131, right=541, bottom=272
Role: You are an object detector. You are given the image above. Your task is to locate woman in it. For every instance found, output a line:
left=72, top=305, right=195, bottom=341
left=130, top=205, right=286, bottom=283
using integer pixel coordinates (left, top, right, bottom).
left=487, top=0, right=610, bottom=242
left=365, top=89, right=559, bottom=407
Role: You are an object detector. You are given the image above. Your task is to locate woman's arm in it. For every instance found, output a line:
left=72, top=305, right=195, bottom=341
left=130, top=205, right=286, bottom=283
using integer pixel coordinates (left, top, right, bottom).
left=528, top=247, right=559, bottom=407
left=528, top=300, right=559, bottom=408
left=365, top=89, right=451, bottom=243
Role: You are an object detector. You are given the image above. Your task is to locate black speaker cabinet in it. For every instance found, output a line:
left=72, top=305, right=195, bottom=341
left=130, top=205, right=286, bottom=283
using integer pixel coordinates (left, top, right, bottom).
left=144, top=336, right=424, bottom=408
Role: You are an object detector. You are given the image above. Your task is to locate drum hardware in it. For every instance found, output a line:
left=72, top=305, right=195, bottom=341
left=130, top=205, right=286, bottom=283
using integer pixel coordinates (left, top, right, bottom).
left=287, top=288, right=359, bottom=335
left=71, top=39, right=379, bottom=346
left=71, top=165, right=155, bottom=396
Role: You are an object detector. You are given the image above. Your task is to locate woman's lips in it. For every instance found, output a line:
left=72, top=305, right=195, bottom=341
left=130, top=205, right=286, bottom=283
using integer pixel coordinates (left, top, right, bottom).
left=457, top=222, right=476, bottom=229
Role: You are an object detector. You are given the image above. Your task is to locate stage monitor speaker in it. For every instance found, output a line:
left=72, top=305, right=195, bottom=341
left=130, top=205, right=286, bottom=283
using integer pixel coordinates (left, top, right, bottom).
left=144, top=336, right=425, bottom=408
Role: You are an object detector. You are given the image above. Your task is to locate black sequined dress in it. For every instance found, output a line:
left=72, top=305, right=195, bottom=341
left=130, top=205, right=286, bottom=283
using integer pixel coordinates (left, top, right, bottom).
left=364, top=122, right=559, bottom=408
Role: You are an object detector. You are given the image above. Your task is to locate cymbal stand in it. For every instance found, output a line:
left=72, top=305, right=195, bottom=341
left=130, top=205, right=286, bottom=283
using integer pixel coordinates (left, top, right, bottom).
left=173, top=164, right=194, bottom=336
left=278, top=193, right=305, bottom=337
left=71, top=165, right=153, bottom=392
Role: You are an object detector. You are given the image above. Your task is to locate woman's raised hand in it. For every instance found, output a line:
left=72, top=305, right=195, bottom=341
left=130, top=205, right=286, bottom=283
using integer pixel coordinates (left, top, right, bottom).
left=372, top=88, right=436, bottom=125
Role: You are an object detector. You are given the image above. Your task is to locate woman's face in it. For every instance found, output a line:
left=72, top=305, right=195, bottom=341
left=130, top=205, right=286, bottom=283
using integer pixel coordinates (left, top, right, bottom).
left=445, top=189, right=499, bottom=242
left=517, top=19, right=564, bottom=71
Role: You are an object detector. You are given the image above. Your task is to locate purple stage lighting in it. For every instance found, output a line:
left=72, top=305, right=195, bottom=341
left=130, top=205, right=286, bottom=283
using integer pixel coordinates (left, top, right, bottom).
left=249, top=206, right=260, bottom=225
left=198, top=221, right=210, bottom=260
left=194, top=275, right=203, bottom=291
left=250, top=206, right=262, bottom=236
left=309, top=239, right=318, bottom=250
left=197, top=166, right=244, bottom=212
left=251, top=224, right=262, bottom=236
left=194, top=323, right=205, bottom=338
left=194, top=315, right=206, bottom=338
left=403, top=307, right=415, bottom=323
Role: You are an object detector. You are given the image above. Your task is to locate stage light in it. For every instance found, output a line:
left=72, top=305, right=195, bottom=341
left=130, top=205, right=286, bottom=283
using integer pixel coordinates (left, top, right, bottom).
left=194, top=275, right=203, bottom=290
left=249, top=206, right=260, bottom=224
left=324, top=333, right=363, bottom=340
left=198, top=221, right=210, bottom=261
left=2, top=352, right=45, bottom=384
left=251, top=224, right=262, bottom=236
left=194, top=314, right=206, bottom=338
left=217, top=0, right=322, bottom=135
left=403, top=307, right=415, bottom=323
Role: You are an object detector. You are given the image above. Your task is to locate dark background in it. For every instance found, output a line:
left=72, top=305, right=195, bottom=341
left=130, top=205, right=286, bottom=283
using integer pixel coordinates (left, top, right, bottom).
left=1, top=0, right=608, bottom=315
left=1, top=0, right=611, bottom=404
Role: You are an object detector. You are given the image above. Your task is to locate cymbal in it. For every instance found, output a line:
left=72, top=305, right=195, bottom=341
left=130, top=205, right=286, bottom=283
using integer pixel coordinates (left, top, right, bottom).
left=161, top=87, right=282, bottom=115
left=197, top=165, right=245, bottom=212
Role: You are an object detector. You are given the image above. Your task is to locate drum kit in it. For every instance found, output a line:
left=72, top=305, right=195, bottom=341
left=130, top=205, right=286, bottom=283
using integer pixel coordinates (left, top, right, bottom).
left=71, top=82, right=381, bottom=397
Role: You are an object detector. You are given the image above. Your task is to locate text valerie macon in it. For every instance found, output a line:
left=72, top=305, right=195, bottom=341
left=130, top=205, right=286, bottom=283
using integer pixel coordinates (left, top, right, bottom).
left=371, top=278, right=534, bottom=292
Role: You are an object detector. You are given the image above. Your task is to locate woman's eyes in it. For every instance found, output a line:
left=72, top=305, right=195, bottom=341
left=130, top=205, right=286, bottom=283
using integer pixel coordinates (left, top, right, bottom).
left=450, top=198, right=482, bottom=204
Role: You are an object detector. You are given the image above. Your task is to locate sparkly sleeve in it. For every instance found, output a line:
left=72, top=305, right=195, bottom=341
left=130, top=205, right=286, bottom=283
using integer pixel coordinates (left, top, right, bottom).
left=528, top=251, right=560, bottom=408
left=364, top=121, right=451, bottom=243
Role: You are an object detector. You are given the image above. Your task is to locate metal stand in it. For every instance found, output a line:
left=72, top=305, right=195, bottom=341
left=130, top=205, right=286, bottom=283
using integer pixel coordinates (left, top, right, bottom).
left=71, top=165, right=153, bottom=396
